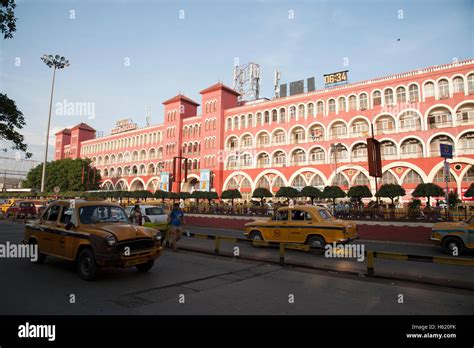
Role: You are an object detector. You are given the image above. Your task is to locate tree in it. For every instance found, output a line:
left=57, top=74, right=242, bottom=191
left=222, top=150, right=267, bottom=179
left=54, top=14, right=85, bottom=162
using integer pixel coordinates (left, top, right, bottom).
left=347, top=185, right=372, bottom=206
left=464, top=183, right=474, bottom=198
left=323, top=186, right=346, bottom=207
left=300, top=186, right=323, bottom=204
left=0, top=93, right=31, bottom=158
left=179, top=192, right=191, bottom=201
left=205, top=191, right=219, bottom=205
left=23, top=158, right=100, bottom=192
left=221, top=189, right=242, bottom=208
left=412, top=183, right=444, bottom=207
left=191, top=190, right=206, bottom=208
left=252, top=187, right=273, bottom=206
left=1, top=0, right=17, bottom=39
left=154, top=190, right=169, bottom=202
left=375, top=184, right=406, bottom=207
left=448, top=191, right=461, bottom=209
left=136, top=190, right=153, bottom=202
left=275, top=187, right=299, bottom=201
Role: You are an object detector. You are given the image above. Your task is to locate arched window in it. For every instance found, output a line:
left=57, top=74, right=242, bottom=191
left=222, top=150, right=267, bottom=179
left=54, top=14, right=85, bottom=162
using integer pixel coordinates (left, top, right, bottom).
left=384, top=89, right=394, bottom=105
left=234, top=117, right=239, bottom=130
left=424, top=82, right=435, bottom=98
left=272, top=109, right=278, bottom=122
left=226, top=118, right=232, bottom=130
left=307, top=103, right=314, bottom=117
left=453, top=77, right=464, bottom=93
left=328, top=99, right=336, bottom=113
left=351, top=143, right=367, bottom=162
left=256, top=177, right=270, bottom=189
left=468, top=74, right=474, bottom=94
left=264, top=111, right=270, bottom=124
left=380, top=140, right=397, bottom=160
left=373, top=91, right=382, bottom=106
left=273, top=176, right=285, bottom=189
left=463, top=166, right=474, bottom=182
left=316, top=101, right=324, bottom=115
left=409, top=84, right=419, bottom=102
left=247, top=114, right=253, bottom=127
left=289, top=106, right=296, bottom=119
left=348, top=96, right=357, bottom=110
left=332, top=173, right=349, bottom=186
left=459, top=132, right=474, bottom=154
left=310, top=175, right=324, bottom=187
left=381, top=171, right=397, bottom=185
left=433, top=168, right=455, bottom=183
left=396, top=87, right=406, bottom=103
left=403, top=170, right=423, bottom=184
left=298, top=104, right=305, bottom=118
left=241, top=115, right=246, bottom=129
left=338, top=97, right=346, bottom=112
left=400, top=138, right=423, bottom=158
left=279, top=108, right=286, bottom=123
left=291, top=175, right=306, bottom=188
left=257, top=112, right=262, bottom=125
left=354, top=172, right=370, bottom=186
left=359, top=93, right=368, bottom=110
left=438, top=79, right=450, bottom=99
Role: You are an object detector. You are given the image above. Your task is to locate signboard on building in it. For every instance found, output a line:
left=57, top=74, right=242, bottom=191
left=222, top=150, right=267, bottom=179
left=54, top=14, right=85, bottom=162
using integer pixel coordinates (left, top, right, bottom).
left=440, top=143, right=453, bottom=159
left=324, top=70, right=348, bottom=87
left=111, top=119, right=138, bottom=135
left=160, top=172, right=170, bottom=192
left=367, top=138, right=382, bottom=177
left=200, top=170, right=211, bottom=192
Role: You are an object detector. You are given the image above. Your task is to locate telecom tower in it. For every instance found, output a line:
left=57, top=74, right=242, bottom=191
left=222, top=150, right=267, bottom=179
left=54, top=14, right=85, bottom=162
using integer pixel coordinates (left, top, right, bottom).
left=233, top=62, right=261, bottom=102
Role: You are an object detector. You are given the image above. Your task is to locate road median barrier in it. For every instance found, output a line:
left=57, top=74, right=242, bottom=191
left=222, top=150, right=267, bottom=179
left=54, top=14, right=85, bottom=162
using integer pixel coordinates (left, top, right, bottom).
left=365, top=250, right=474, bottom=276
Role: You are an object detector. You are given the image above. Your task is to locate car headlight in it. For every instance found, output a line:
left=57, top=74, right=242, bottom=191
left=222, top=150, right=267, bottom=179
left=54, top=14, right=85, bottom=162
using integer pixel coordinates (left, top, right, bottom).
left=105, top=235, right=117, bottom=246
left=154, top=231, right=162, bottom=241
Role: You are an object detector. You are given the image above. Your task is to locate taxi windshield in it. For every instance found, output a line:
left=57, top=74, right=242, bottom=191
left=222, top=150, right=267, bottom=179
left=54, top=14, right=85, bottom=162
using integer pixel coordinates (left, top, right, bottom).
left=78, top=205, right=129, bottom=224
left=319, top=209, right=333, bottom=220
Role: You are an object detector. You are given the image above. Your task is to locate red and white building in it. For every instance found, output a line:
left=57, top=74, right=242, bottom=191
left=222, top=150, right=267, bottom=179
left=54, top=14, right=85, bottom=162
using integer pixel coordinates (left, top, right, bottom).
left=55, top=59, right=474, bottom=202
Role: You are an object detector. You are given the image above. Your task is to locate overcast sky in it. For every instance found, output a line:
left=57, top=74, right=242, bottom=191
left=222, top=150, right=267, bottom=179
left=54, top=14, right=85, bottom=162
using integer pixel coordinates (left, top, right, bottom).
left=1, top=0, right=473, bottom=164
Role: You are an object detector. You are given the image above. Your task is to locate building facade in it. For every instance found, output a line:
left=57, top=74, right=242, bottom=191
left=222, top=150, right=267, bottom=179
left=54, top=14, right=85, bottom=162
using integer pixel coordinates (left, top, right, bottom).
left=55, top=59, right=474, bottom=202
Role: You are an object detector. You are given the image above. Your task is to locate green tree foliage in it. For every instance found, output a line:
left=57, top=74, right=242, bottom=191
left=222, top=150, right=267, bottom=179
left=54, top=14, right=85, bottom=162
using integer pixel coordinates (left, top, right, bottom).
left=252, top=187, right=272, bottom=205
left=347, top=185, right=372, bottom=205
left=275, top=186, right=299, bottom=200
left=154, top=190, right=169, bottom=202
left=448, top=191, right=461, bottom=208
left=323, top=186, right=346, bottom=207
left=0, top=93, right=31, bottom=158
left=412, top=183, right=444, bottom=207
left=23, top=158, right=100, bottom=192
left=375, top=184, right=406, bottom=206
left=191, top=190, right=206, bottom=207
left=221, top=189, right=242, bottom=208
left=0, top=0, right=17, bottom=39
left=300, top=186, right=323, bottom=204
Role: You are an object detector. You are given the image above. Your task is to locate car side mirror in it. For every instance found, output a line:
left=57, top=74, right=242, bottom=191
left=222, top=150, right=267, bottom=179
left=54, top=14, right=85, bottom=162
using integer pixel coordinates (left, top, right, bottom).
left=65, top=222, right=75, bottom=230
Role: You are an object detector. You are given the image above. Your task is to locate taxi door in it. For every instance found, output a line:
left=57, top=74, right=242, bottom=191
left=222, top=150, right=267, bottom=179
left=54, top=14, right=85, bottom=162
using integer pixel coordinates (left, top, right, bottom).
left=38, top=204, right=62, bottom=254
left=265, top=209, right=291, bottom=242
left=288, top=209, right=312, bottom=243
left=53, top=205, right=76, bottom=259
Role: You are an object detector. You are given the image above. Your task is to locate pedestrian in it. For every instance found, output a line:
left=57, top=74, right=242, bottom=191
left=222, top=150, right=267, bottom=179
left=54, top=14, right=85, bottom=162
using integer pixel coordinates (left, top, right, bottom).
left=289, top=198, right=295, bottom=208
left=129, top=204, right=143, bottom=226
left=168, top=203, right=185, bottom=252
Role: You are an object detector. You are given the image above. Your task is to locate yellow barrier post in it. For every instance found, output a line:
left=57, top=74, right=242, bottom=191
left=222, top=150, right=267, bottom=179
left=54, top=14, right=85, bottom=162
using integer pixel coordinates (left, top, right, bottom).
left=279, top=242, right=285, bottom=266
left=367, top=250, right=374, bottom=276
left=214, top=236, right=220, bottom=256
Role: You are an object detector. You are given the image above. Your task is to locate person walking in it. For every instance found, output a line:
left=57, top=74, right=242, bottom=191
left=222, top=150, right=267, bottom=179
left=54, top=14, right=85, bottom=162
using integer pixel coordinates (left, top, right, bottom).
left=129, top=205, right=143, bottom=226
left=168, top=203, right=185, bottom=252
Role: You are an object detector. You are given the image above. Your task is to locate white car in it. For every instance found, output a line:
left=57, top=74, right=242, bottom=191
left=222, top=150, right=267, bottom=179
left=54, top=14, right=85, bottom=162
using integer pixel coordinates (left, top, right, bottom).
left=125, top=205, right=168, bottom=224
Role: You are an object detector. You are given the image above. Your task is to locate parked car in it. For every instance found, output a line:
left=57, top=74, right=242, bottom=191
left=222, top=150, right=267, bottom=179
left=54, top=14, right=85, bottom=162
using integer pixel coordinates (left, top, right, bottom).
left=125, top=205, right=168, bottom=227
left=1, top=199, right=17, bottom=214
left=431, top=216, right=474, bottom=255
left=6, top=201, right=37, bottom=219
left=23, top=200, right=163, bottom=280
left=244, top=205, right=359, bottom=247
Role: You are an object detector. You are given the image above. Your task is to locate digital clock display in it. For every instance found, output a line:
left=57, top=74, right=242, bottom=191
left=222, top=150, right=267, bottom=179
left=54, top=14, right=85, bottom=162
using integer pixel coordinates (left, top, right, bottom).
left=324, top=70, right=349, bottom=85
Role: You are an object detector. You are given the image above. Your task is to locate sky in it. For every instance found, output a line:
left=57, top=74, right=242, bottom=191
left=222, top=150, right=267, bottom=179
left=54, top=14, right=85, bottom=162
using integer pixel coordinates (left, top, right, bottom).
left=1, top=0, right=473, bottom=164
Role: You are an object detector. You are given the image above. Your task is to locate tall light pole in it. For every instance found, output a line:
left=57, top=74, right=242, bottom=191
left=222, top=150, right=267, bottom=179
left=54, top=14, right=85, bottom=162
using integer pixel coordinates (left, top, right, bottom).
left=40, top=54, right=70, bottom=193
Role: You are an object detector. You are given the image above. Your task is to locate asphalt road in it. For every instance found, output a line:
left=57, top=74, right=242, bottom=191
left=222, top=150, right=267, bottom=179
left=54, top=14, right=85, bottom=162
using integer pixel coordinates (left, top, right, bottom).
left=0, top=220, right=473, bottom=315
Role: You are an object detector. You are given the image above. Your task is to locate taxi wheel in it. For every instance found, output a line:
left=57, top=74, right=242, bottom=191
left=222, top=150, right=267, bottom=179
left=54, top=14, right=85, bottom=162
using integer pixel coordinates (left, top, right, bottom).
left=249, top=231, right=263, bottom=247
left=442, top=238, right=464, bottom=256
left=307, top=236, right=326, bottom=249
left=29, top=239, right=46, bottom=264
left=77, top=248, right=98, bottom=280
left=136, top=260, right=155, bottom=272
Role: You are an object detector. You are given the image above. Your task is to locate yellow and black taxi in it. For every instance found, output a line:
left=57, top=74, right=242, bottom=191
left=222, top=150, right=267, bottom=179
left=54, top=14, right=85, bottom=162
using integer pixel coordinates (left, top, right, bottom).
left=431, top=215, right=474, bottom=255
left=244, top=205, right=359, bottom=247
left=23, top=200, right=163, bottom=280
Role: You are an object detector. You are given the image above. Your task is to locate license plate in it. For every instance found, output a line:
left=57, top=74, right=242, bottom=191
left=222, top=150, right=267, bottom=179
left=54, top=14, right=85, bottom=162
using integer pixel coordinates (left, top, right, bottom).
left=124, top=257, right=148, bottom=267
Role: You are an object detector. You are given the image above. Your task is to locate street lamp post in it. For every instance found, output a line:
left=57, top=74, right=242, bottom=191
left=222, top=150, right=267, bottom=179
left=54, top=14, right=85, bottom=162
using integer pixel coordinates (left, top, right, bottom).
left=40, top=54, right=70, bottom=193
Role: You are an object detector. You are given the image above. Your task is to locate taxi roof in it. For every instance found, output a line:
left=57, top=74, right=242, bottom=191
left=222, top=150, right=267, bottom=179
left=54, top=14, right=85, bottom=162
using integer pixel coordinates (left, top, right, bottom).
left=53, top=200, right=121, bottom=207
left=278, top=205, right=325, bottom=211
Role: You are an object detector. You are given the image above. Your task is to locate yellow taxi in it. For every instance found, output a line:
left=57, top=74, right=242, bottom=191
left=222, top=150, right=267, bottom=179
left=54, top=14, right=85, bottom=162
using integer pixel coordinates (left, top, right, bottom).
left=1, top=198, right=17, bottom=214
left=244, top=205, right=359, bottom=247
left=23, top=200, right=163, bottom=280
left=431, top=215, right=474, bottom=255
